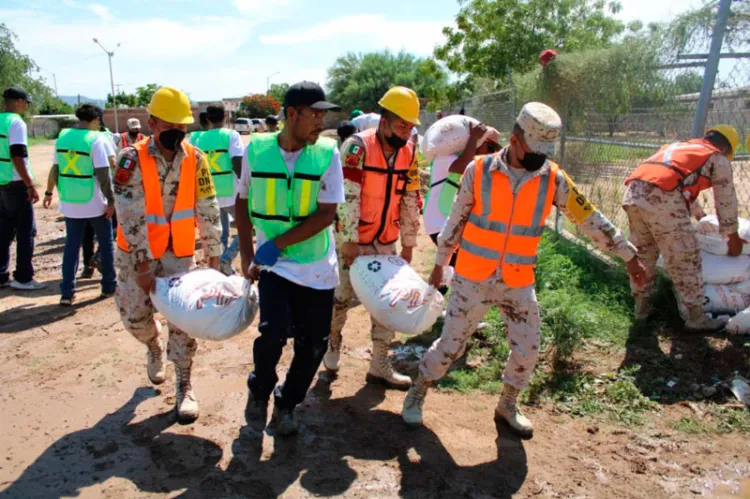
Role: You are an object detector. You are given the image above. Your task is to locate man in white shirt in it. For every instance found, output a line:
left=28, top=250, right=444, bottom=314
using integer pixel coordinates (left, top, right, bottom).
left=236, top=82, right=344, bottom=436
left=43, top=104, right=117, bottom=305
left=195, top=104, right=244, bottom=275
left=0, top=86, right=45, bottom=290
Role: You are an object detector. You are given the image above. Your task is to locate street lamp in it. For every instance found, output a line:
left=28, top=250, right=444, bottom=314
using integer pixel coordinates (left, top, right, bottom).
left=93, top=38, right=121, bottom=133
left=266, top=72, right=280, bottom=94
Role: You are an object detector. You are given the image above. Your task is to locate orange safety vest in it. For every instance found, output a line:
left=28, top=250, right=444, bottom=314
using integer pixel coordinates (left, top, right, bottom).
left=120, top=132, right=144, bottom=148
left=116, top=138, right=197, bottom=259
left=357, top=128, right=416, bottom=245
left=625, top=138, right=721, bottom=203
left=455, top=155, right=558, bottom=287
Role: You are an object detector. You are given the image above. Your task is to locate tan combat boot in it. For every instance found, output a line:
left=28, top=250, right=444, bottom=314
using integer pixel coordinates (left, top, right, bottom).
left=174, top=361, right=199, bottom=424
left=494, top=384, right=533, bottom=438
left=634, top=294, right=650, bottom=321
left=366, top=339, right=412, bottom=390
left=402, top=374, right=433, bottom=427
left=323, top=330, right=342, bottom=372
left=146, top=338, right=166, bottom=385
left=685, top=305, right=726, bottom=334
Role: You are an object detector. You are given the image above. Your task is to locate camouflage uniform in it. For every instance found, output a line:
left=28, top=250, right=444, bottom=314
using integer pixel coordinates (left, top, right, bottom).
left=113, top=138, right=222, bottom=364
left=330, top=133, right=421, bottom=358
left=420, top=148, right=637, bottom=388
left=622, top=154, right=738, bottom=308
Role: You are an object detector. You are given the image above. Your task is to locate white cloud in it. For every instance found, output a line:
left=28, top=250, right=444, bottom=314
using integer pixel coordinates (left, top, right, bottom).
left=259, top=14, right=449, bottom=56
left=232, top=0, right=291, bottom=21
left=88, top=3, right=113, bottom=21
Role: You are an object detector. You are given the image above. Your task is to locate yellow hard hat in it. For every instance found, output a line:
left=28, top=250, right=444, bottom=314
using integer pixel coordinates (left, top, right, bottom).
left=147, top=86, right=194, bottom=125
left=706, top=124, right=739, bottom=160
left=378, top=86, right=421, bottom=125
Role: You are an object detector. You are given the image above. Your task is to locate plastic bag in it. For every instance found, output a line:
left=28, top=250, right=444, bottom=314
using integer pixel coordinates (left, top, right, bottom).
left=352, top=113, right=381, bottom=132
left=700, top=252, right=750, bottom=284
left=696, top=215, right=750, bottom=238
left=696, top=216, right=750, bottom=255
left=151, top=269, right=258, bottom=341
left=702, top=284, right=750, bottom=314
left=421, top=116, right=500, bottom=161
left=349, top=256, right=444, bottom=336
left=726, top=307, right=750, bottom=335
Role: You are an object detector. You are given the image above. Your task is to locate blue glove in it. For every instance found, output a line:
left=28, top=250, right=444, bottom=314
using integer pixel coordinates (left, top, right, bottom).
left=254, top=240, right=281, bottom=267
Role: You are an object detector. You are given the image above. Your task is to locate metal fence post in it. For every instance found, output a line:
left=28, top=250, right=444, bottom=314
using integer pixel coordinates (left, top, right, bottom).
left=690, top=0, right=732, bottom=138
left=555, top=107, right=570, bottom=234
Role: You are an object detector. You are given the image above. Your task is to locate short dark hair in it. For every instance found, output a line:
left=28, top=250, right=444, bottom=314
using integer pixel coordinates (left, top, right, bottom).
left=265, top=115, right=278, bottom=125
left=75, top=104, right=102, bottom=123
left=198, top=111, right=208, bottom=126
left=704, top=130, right=731, bottom=153
left=206, top=105, right=225, bottom=124
left=380, top=108, right=399, bottom=122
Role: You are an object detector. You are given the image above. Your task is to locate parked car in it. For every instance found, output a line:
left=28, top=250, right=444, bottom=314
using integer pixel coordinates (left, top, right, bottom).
left=233, top=118, right=266, bottom=134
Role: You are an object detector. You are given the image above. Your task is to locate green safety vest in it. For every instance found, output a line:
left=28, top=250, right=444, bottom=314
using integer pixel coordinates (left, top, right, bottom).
left=426, top=159, right=462, bottom=217
left=0, top=112, right=19, bottom=185
left=190, top=130, right=204, bottom=146
left=247, top=132, right=335, bottom=264
left=197, top=128, right=235, bottom=198
left=56, top=128, right=99, bottom=204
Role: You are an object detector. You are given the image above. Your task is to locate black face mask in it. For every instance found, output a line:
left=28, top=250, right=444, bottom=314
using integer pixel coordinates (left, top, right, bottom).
left=518, top=151, right=547, bottom=171
left=129, top=130, right=140, bottom=138
left=158, top=128, right=186, bottom=151
left=385, top=132, right=408, bottom=150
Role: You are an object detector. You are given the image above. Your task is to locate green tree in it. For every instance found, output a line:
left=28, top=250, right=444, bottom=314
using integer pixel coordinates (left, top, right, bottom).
left=106, top=91, right=136, bottom=108
left=135, top=83, right=159, bottom=107
left=0, top=23, right=56, bottom=113
left=326, top=50, right=449, bottom=112
left=267, top=83, right=290, bottom=104
left=435, top=0, right=626, bottom=81
left=37, top=96, right=73, bottom=115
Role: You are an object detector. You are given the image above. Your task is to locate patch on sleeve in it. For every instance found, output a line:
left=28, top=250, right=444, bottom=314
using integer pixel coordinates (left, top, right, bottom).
left=405, top=154, right=421, bottom=192
left=344, top=142, right=365, bottom=168
left=562, top=171, right=596, bottom=223
left=114, top=152, right=137, bottom=185
left=196, top=155, right=217, bottom=199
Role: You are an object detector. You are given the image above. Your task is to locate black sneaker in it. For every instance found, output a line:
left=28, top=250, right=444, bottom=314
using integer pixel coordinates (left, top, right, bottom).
left=271, top=406, right=298, bottom=436
left=80, top=265, right=95, bottom=279
left=60, top=295, right=76, bottom=306
left=244, top=392, right=269, bottom=431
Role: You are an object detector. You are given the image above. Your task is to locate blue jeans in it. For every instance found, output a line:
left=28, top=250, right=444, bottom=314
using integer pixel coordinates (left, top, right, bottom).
left=220, top=207, right=240, bottom=264
left=0, top=181, right=35, bottom=284
left=61, top=215, right=116, bottom=298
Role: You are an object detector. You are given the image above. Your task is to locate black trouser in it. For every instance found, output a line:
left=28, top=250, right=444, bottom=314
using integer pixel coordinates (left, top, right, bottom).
left=429, top=233, right=457, bottom=295
left=82, top=212, right=117, bottom=268
left=248, top=271, right=335, bottom=410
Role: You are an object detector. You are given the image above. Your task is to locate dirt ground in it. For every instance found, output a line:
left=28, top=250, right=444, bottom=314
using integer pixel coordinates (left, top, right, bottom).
left=1, top=140, right=749, bottom=499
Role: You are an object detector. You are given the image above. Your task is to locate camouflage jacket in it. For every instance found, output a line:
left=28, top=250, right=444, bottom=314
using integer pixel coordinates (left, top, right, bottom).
left=337, top=134, right=421, bottom=247
left=436, top=147, right=637, bottom=268
left=113, top=137, right=222, bottom=264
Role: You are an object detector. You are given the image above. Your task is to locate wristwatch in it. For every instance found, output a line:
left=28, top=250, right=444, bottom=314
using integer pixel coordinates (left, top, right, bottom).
left=44, top=191, right=53, bottom=197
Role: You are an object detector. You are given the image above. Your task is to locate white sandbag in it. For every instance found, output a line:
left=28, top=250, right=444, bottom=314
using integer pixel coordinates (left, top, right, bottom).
left=702, top=284, right=750, bottom=314
left=696, top=215, right=750, bottom=238
left=696, top=215, right=750, bottom=255
left=350, top=256, right=444, bottom=336
left=352, top=113, right=381, bottom=132
left=151, top=269, right=258, bottom=341
left=421, top=116, right=501, bottom=161
left=700, top=252, right=750, bottom=284
left=726, top=307, right=750, bottom=335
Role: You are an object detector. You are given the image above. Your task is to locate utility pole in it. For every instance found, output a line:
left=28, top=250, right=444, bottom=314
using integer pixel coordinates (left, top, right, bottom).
left=38, top=67, right=58, bottom=97
left=690, top=0, right=731, bottom=138
left=93, top=38, right=121, bottom=133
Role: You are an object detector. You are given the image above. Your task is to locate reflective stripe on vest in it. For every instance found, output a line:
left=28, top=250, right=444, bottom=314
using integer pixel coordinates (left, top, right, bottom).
left=121, top=132, right=144, bottom=149
left=455, top=155, right=558, bottom=287
left=357, top=128, right=415, bottom=245
left=0, top=112, right=17, bottom=186
left=196, top=128, right=235, bottom=199
left=247, top=132, right=335, bottom=264
left=626, top=139, right=720, bottom=203
left=55, top=128, right=99, bottom=204
left=426, top=157, right=462, bottom=218
left=116, top=138, right=197, bottom=258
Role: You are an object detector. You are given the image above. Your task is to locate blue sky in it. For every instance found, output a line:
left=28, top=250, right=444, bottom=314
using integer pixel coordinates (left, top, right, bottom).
left=2, top=0, right=703, bottom=101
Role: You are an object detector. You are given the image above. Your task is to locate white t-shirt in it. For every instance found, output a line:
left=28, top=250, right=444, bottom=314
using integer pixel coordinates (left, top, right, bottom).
left=423, top=154, right=458, bottom=236
left=239, top=142, right=345, bottom=290
left=53, top=133, right=114, bottom=219
left=7, top=116, right=33, bottom=181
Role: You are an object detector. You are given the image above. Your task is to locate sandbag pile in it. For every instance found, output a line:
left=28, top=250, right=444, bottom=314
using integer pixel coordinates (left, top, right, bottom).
left=350, top=256, right=444, bottom=336
left=151, top=269, right=259, bottom=341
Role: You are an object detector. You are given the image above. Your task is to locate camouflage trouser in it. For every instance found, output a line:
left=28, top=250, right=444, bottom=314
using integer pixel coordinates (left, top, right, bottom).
left=624, top=200, right=703, bottom=308
left=115, top=249, right=198, bottom=364
left=331, top=242, right=398, bottom=343
left=420, top=274, right=541, bottom=390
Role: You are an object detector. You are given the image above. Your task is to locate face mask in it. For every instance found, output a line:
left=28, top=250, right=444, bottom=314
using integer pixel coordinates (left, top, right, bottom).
left=129, top=131, right=140, bottom=138
left=158, top=128, right=186, bottom=151
left=385, top=132, right=408, bottom=150
left=518, top=151, right=547, bottom=171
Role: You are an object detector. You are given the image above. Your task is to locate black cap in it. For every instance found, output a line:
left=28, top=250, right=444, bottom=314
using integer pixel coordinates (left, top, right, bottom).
left=283, top=81, right=341, bottom=112
left=3, top=86, right=32, bottom=104
left=265, top=115, right=278, bottom=124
